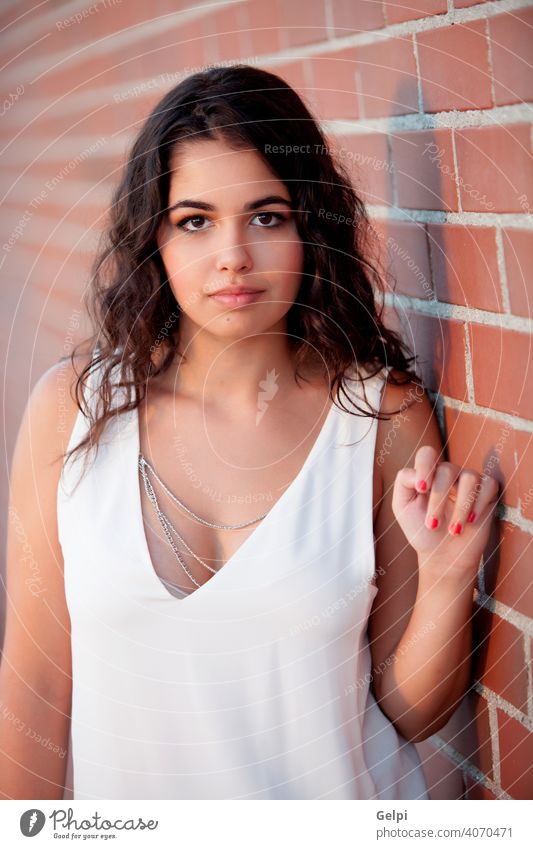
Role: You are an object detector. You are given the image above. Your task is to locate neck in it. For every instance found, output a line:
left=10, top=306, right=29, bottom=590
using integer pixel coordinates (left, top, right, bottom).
left=156, top=320, right=314, bottom=411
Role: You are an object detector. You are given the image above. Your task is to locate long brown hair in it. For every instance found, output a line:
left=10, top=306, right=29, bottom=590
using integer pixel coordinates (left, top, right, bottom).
left=64, top=64, right=422, bottom=473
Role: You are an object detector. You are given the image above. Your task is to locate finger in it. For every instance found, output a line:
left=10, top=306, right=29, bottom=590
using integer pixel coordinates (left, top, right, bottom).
left=424, top=462, right=461, bottom=530
left=465, top=472, right=500, bottom=525
left=392, top=467, right=419, bottom=515
left=413, top=444, right=442, bottom=494
left=447, top=469, right=482, bottom=535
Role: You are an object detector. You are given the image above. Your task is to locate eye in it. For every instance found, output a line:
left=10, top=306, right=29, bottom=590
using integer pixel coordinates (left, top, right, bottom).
left=251, top=212, right=286, bottom=227
left=176, top=212, right=286, bottom=233
left=176, top=215, right=211, bottom=232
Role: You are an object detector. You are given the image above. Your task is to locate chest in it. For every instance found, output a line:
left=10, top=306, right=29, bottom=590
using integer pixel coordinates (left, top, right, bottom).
left=136, top=388, right=382, bottom=598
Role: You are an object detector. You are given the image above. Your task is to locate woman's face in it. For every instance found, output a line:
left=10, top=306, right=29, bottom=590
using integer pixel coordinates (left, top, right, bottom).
left=156, top=137, right=304, bottom=342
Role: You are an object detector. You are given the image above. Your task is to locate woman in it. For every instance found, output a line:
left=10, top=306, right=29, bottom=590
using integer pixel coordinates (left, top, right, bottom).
left=1, top=65, right=499, bottom=800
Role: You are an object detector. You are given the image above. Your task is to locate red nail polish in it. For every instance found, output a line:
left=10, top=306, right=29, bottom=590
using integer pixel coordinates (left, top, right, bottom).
left=427, top=516, right=439, bottom=529
left=417, top=479, right=427, bottom=492
left=467, top=511, right=476, bottom=523
left=449, top=522, right=462, bottom=535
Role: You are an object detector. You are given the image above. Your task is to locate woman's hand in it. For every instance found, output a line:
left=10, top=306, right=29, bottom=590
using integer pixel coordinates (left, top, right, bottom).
left=391, top=445, right=500, bottom=576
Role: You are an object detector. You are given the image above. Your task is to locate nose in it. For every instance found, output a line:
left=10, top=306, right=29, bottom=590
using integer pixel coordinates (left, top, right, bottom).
left=215, top=226, right=253, bottom=274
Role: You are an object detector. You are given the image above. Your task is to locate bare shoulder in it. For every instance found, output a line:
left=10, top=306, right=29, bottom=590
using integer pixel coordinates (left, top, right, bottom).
left=3, top=350, right=93, bottom=701
left=24, top=352, right=93, bottom=460
left=376, top=367, right=444, bottom=487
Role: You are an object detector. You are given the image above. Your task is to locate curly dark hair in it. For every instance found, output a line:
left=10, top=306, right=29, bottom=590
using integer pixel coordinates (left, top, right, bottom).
left=63, top=63, right=422, bottom=473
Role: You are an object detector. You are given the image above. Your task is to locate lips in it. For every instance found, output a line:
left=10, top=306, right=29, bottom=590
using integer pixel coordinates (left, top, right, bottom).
left=209, top=286, right=265, bottom=296
left=209, top=287, right=266, bottom=306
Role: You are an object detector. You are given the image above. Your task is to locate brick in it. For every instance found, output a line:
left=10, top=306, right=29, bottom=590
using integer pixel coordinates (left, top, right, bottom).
left=266, top=60, right=310, bottom=102
left=18, top=96, right=131, bottom=140
left=428, top=224, right=502, bottom=313
left=392, top=129, right=459, bottom=211
left=330, top=0, right=385, bottom=37
left=531, top=638, right=533, bottom=697
left=137, top=20, right=214, bottom=80
left=38, top=51, right=119, bottom=99
left=484, top=522, right=533, bottom=619
left=455, top=124, right=533, bottom=214
left=2, top=251, right=91, bottom=309
left=498, top=710, right=533, bottom=799
left=204, top=6, right=244, bottom=63
left=34, top=18, right=210, bottom=100
left=469, top=324, right=533, bottom=419
left=434, top=691, right=494, bottom=780
left=1, top=204, right=97, bottom=259
left=479, top=507, right=505, bottom=597
left=454, top=0, right=489, bottom=7
left=240, top=0, right=283, bottom=55
left=0, top=3, right=23, bottom=30
left=278, top=0, right=328, bottom=48
left=418, top=21, right=491, bottom=113
left=308, top=48, right=359, bottom=120
left=442, top=407, right=517, bottom=508
left=515, top=431, right=533, bottom=521
left=370, top=219, right=432, bottom=299
left=399, top=312, right=468, bottom=400
left=333, top=132, right=393, bottom=206
left=3, top=0, right=146, bottom=68
left=490, top=8, right=533, bottom=107
left=465, top=778, right=498, bottom=799
left=384, top=0, right=447, bottom=24
left=502, top=229, right=533, bottom=319
left=354, top=36, right=418, bottom=118
left=473, top=607, right=528, bottom=713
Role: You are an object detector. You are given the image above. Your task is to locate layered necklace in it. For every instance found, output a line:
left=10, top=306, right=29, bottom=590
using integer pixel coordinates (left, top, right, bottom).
left=138, top=453, right=270, bottom=591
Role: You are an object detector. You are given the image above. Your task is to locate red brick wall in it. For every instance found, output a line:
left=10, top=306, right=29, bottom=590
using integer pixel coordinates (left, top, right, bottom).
left=1, top=0, right=532, bottom=799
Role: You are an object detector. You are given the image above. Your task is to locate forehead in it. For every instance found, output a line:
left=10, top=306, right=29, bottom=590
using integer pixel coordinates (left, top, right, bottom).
left=167, top=138, right=287, bottom=201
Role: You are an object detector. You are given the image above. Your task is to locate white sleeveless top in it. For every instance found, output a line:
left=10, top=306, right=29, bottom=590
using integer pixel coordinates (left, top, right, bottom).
left=57, top=357, right=428, bottom=800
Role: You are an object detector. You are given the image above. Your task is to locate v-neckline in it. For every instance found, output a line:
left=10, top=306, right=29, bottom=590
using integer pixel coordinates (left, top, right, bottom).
left=132, top=391, right=339, bottom=604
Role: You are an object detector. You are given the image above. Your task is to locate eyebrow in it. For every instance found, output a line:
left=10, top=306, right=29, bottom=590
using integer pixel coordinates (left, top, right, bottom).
left=167, top=195, right=293, bottom=214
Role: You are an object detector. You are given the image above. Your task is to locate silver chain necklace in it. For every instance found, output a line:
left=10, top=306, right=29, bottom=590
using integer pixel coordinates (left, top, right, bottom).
left=139, top=460, right=213, bottom=588
left=138, top=452, right=270, bottom=590
left=138, top=453, right=270, bottom=529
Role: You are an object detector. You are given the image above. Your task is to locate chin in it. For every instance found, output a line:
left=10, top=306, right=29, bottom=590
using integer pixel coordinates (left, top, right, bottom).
left=207, top=309, right=290, bottom=337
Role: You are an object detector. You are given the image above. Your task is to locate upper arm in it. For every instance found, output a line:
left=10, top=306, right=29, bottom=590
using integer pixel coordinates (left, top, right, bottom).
left=368, top=370, right=445, bottom=676
left=2, top=355, right=89, bottom=703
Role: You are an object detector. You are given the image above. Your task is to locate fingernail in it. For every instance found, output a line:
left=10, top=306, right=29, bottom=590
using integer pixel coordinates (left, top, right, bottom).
left=449, top=522, right=462, bottom=535
left=426, top=516, right=439, bottom=530
left=417, top=479, right=427, bottom=492
left=467, top=511, right=476, bottom=523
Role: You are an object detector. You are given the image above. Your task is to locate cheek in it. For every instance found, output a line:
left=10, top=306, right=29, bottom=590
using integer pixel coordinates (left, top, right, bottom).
left=159, top=239, right=206, bottom=287
left=263, top=236, right=304, bottom=278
